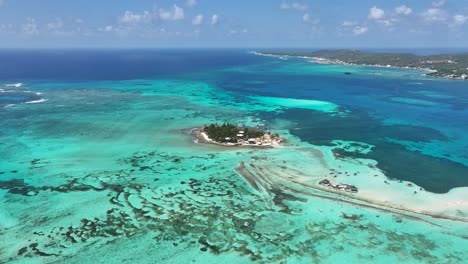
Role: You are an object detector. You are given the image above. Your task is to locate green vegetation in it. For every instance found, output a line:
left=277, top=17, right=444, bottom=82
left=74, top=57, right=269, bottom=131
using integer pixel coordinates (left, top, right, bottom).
left=203, top=123, right=265, bottom=143
left=264, top=49, right=468, bottom=79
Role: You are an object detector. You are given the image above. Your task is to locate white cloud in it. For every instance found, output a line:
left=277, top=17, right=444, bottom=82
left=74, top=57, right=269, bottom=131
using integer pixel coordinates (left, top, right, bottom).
left=280, top=2, right=308, bottom=11
left=395, top=5, right=412, bottom=15
left=0, top=23, right=14, bottom=33
left=421, top=8, right=448, bottom=22
left=99, top=25, right=114, bottom=32
left=369, top=6, right=385, bottom=20
left=342, top=21, right=357, bottom=26
left=302, top=13, right=320, bottom=24
left=228, top=28, right=248, bottom=36
left=159, top=5, right=184, bottom=21
left=75, top=18, right=84, bottom=24
left=186, top=0, right=197, bottom=7
left=211, top=14, right=219, bottom=25
left=353, top=26, right=368, bottom=35
left=292, top=3, right=308, bottom=11
left=47, top=18, right=63, bottom=31
left=452, top=14, right=468, bottom=27
left=173, top=5, right=184, bottom=20
left=192, top=14, right=204, bottom=25
left=432, top=0, right=446, bottom=7
left=22, top=18, right=39, bottom=35
left=119, top=10, right=153, bottom=24
left=377, top=18, right=398, bottom=28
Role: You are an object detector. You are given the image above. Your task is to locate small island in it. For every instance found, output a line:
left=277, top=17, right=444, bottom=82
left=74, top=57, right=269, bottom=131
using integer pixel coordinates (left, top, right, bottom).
left=194, top=123, right=282, bottom=147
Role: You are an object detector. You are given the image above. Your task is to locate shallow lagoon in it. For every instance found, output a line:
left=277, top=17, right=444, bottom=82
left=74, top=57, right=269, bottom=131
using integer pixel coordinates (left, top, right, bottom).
left=0, top=50, right=467, bottom=263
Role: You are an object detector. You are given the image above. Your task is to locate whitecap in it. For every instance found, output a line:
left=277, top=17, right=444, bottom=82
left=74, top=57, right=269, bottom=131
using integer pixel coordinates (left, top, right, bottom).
left=25, top=98, right=48, bottom=104
left=5, top=83, right=23, bottom=88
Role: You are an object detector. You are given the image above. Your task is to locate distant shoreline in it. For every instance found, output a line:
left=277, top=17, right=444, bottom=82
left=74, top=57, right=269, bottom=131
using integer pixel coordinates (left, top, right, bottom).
left=253, top=50, right=468, bottom=80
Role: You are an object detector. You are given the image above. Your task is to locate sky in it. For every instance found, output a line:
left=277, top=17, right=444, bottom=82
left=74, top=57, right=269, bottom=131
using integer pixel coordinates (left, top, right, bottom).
left=0, top=0, right=468, bottom=48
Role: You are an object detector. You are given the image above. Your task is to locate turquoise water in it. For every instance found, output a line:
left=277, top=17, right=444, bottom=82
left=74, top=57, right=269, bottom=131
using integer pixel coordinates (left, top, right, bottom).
left=0, top=50, right=467, bottom=263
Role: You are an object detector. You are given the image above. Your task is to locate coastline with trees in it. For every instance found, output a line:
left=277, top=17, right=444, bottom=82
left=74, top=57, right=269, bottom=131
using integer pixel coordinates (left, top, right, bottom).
left=256, top=49, right=468, bottom=80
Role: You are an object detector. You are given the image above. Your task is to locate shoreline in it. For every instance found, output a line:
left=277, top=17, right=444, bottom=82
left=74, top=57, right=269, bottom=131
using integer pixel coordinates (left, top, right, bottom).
left=230, top=133, right=468, bottom=223
left=253, top=51, right=467, bottom=81
left=236, top=160, right=468, bottom=224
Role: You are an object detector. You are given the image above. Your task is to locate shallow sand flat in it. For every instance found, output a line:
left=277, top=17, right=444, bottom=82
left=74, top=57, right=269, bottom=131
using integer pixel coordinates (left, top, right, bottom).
left=249, top=95, right=340, bottom=114
left=232, top=133, right=468, bottom=220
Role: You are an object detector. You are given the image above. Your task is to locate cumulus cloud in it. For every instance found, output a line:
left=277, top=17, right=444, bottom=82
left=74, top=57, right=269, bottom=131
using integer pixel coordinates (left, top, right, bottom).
left=159, top=5, right=184, bottom=21
left=280, top=2, right=308, bottom=11
left=421, top=8, right=448, bottom=22
left=186, top=0, right=197, bottom=7
left=228, top=28, right=248, bottom=36
left=192, top=14, right=204, bottom=25
left=302, top=13, right=320, bottom=24
left=22, top=18, right=39, bottom=35
left=99, top=25, right=114, bottom=32
left=211, top=14, right=219, bottom=25
left=117, top=5, right=185, bottom=26
left=47, top=18, right=63, bottom=31
left=395, top=5, right=412, bottom=15
left=353, top=26, right=368, bottom=35
left=119, top=10, right=153, bottom=24
left=452, top=14, right=468, bottom=27
left=377, top=18, right=398, bottom=28
left=369, top=6, right=385, bottom=20
left=0, top=23, right=14, bottom=33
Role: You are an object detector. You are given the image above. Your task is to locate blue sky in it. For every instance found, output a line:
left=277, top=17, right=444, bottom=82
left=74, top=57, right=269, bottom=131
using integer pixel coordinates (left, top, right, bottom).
left=0, top=0, right=468, bottom=48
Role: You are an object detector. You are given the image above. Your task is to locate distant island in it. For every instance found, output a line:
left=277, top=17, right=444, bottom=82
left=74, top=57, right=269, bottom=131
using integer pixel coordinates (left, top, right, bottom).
left=193, top=123, right=282, bottom=147
left=257, top=49, right=468, bottom=80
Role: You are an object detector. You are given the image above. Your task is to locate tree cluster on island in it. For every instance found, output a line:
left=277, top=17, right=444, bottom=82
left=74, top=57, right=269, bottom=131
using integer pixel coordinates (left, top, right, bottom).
left=262, top=49, right=468, bottom=79
left=203, top=123, right=267, bottom=143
